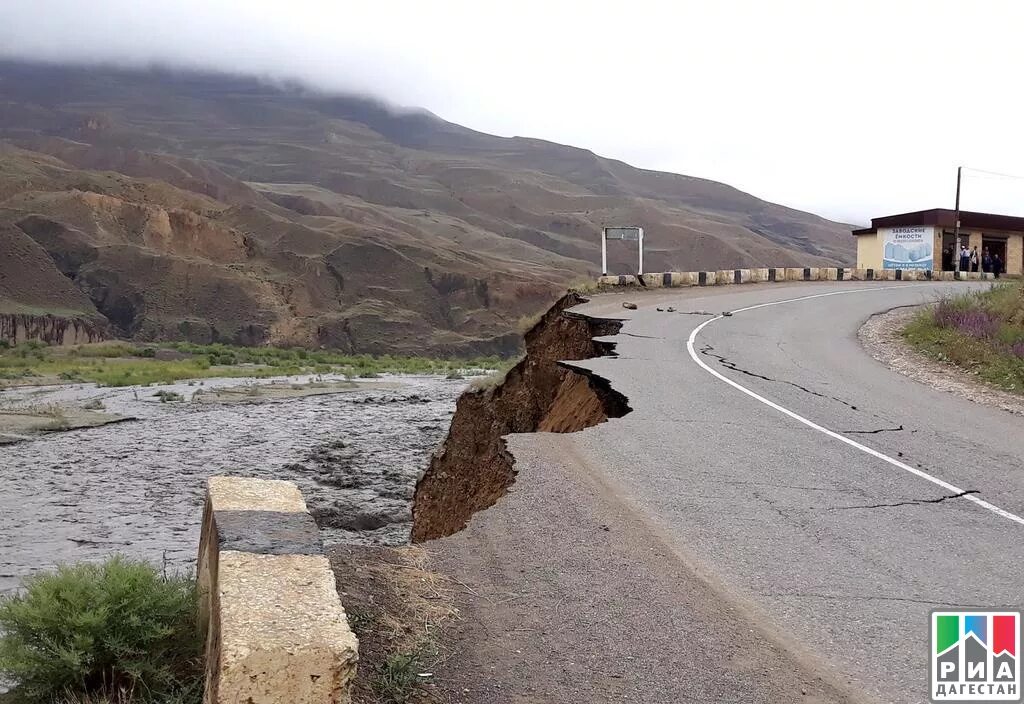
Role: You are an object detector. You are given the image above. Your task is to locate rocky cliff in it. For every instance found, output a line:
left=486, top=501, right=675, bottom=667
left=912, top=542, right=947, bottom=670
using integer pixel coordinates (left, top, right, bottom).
left=0, top=61, right=855, bottom=354
left=0, top=313, right=108, bottom=346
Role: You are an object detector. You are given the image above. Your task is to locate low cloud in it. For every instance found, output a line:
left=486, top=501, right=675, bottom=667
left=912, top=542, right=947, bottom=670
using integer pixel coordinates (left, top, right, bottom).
left=3, top=1, right=1024, bottom=222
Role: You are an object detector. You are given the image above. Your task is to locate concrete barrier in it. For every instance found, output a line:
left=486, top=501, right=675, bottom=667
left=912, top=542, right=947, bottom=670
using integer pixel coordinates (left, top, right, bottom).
left=594, top=267, right=1008, bottom=289
left=785, top=267, right=820, bottom=281
left=198, top=477, right=358, bottom=704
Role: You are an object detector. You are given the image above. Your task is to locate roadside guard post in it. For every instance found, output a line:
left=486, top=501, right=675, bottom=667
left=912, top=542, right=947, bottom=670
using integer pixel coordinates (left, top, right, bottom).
left=602, top=226, right=644, bottom=275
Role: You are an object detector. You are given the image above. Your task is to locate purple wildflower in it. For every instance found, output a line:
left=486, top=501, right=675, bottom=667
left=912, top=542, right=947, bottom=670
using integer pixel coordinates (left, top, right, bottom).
left=933, top=301, right=999, bottom=339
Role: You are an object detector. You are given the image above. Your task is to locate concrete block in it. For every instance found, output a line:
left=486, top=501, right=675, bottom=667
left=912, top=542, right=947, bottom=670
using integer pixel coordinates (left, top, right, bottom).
left=749, top=268, right=769, bottom=282
left=822, top=268, right=838, bottom=281
left=873, top=269, right=894, bottom=281
left=640, top=273, right=664, bottom=288
left=669, top=272, right=696, bottom=287
left=784, top=267, right=805, bottom=281
left=733, top=269, right=752, bottom=284
left=940, top=271, right=955, bottom=281
left=715, top=270, right=734, bottom=285
left=213, top=552, right=358, bottom=704
left=208, top=476, right=307, bottom=513
left=597, top=276, right=620, bottom=286
left=967, top=272, right=982, bottom=281
left=982, top=272, right=995, bottom=280
left=697, top=271, right=714, bottom=286
left=199, top=477, right=359, bottom=704
left=617, top=275, right=639, bottom=285
left=768, top=268, right=786, bottom=282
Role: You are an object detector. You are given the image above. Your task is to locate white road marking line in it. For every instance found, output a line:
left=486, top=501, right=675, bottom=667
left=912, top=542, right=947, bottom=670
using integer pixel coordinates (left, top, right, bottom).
left=685, top=286, right=1024, bottom=527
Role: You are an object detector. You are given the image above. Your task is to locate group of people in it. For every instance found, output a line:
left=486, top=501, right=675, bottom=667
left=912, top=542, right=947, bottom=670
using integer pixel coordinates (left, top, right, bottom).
left=940, top=244, right=1004, bottom=276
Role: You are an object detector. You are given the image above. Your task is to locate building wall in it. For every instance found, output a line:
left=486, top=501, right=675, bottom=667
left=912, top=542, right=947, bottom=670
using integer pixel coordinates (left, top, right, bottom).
left=1008, top=234, right=1023, bottom=275
left=857, top=229, right=1024, bottom=273
left=856, top=233, right=882, bottom=269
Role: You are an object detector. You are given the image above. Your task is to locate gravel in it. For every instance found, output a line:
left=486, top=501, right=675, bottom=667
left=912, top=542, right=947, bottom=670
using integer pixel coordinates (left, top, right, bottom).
left=858, top=305, right=1024, bottom=416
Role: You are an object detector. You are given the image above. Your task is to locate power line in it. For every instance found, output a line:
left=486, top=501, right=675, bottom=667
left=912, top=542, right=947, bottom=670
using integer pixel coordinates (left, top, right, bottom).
left=961, top=166, right=1024, bottom=182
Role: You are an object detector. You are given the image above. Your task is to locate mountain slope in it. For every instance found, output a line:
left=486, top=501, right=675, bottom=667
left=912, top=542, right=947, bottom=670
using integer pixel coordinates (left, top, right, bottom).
left=0, top=61, right=854, bottom=354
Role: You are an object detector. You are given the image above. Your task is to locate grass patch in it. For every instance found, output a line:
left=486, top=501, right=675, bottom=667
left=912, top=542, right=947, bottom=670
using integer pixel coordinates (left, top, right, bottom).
left=329, top=545, right=456, bottom=704
left=903, top=282, right=1024, bottom=394
left=373, top=650, right=426, bottom=703
left=0, top=557, right=202, bottom=704
left=0, top=340, right=503, bottom=387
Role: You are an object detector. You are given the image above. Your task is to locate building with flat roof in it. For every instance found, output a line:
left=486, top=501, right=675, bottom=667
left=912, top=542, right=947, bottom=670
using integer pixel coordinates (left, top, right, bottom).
left=852, top=209, right=1023, bottom=275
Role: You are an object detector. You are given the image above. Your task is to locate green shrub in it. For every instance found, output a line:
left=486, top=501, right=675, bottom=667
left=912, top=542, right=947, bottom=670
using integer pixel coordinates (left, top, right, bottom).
left=373, top=651, right=423, bottom=703
left=0, top=557, right=203, bottom=703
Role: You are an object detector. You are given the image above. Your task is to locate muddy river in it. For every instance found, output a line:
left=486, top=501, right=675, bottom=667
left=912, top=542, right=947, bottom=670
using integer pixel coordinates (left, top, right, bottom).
left=0, top=373, right=464, bottom=594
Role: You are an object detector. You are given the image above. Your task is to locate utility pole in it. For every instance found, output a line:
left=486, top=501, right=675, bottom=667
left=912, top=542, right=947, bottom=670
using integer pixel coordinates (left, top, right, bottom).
left=953, top=166, right=962, bottom=274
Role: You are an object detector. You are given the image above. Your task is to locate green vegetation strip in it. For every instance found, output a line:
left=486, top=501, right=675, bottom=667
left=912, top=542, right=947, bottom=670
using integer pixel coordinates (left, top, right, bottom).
left=0, top=558, right=202, bottom=704
left=903, top=282, right=1024, bottom=394
left=0, top=340, right=504, bottom=387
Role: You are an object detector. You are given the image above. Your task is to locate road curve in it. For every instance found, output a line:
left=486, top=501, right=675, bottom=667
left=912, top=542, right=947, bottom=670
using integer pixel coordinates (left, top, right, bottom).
left=428, top=281, right=1022, bottom=704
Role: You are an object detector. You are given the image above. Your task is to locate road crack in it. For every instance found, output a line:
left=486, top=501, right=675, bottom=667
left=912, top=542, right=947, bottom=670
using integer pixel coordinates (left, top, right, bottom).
left=829, top=490, right=978, bottom=511
left=699, top=345, right=860, bottom=411
left=841, top=425, right=904, bottom=434
left=619, top=332, right=662, bottom=339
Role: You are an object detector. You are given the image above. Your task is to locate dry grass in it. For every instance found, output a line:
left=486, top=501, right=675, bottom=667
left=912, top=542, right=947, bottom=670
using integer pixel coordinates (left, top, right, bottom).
left=328, top=545, right=457, bottom=704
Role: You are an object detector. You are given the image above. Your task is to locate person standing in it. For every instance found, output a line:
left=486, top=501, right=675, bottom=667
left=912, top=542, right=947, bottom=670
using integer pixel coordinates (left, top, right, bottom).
left=982, top=248, right=993, bottom=274
left=993, top=252, right=1003, bottom=278
left=970, top=246, right=980, bottom=272
left=942, top=246, right=953, bottom=271
left=959, top=245, right=970, bottom=273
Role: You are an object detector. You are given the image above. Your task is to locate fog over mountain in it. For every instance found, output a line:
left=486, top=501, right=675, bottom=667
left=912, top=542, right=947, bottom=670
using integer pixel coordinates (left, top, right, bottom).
left=4, top=1, right=1024, bottom=223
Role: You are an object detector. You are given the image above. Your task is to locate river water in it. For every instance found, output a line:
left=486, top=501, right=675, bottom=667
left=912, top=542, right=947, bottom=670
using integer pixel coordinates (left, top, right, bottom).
left=0, top=373, right=464, bottom=594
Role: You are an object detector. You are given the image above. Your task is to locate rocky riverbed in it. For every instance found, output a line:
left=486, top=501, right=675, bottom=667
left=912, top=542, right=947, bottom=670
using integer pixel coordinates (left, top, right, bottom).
left=0, top=373, right=465, bottom=594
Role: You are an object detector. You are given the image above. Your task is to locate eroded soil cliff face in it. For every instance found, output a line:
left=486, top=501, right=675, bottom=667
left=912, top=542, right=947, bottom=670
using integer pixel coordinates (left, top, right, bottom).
left=0, top=313, right=108, bottom=346
left=411, top=293, right=629, bottom=541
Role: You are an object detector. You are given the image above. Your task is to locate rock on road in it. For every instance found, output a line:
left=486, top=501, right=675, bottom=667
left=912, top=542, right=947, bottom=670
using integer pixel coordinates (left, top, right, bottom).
left=425, top=281, right=1022, bottom=704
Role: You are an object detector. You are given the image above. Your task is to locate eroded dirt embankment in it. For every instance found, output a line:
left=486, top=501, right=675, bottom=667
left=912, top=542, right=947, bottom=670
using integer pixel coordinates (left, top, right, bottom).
left=411, top=293, right=629, bottom=541
left=0, top=313, right=108, bottom=346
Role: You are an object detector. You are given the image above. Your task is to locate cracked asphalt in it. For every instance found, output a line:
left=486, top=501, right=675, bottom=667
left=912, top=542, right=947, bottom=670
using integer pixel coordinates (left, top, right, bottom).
left=427, top=281, right=1022, bottom=704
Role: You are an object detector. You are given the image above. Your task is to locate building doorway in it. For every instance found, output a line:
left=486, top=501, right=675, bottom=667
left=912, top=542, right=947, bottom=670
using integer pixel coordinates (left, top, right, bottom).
left=942, top=230, right=968, bottom=271
left=982, top=235, right=1007, bottom=274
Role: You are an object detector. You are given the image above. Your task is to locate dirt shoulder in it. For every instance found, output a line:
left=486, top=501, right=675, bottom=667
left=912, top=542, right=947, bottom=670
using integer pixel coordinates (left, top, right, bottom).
left=859, top=306, right=1024, bottom=416
left=413, top=433, right=861, bottom=704
left=328, top=545, right=458, bottom=704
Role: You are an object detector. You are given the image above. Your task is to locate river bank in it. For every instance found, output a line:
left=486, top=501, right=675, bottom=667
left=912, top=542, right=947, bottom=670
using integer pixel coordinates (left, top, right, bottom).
left=0, top=372, right=467, bottom=595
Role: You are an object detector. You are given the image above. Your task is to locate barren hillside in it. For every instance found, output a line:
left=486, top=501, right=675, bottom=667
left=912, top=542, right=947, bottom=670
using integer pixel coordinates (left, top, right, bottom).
left=0, top=62, right=854, bottom=354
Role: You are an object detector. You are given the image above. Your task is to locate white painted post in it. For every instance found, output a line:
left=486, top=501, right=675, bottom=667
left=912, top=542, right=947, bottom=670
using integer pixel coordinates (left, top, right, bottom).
left=601, top=229, right=608, bottom=275
left=638, top=227, right=644, bottom=275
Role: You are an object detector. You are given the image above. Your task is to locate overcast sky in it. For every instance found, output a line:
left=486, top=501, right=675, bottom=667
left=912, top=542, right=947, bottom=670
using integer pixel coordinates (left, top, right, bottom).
left=2, top=0, right=1024, bottom=224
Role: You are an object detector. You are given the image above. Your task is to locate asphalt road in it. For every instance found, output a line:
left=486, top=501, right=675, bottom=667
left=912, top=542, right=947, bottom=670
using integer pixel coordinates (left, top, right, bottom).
left=428, top=281, right=1022, bottom=704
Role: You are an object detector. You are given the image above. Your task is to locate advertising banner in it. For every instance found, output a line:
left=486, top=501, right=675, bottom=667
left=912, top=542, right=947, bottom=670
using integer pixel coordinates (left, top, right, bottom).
left=882, top=226, right=934, bottom=270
